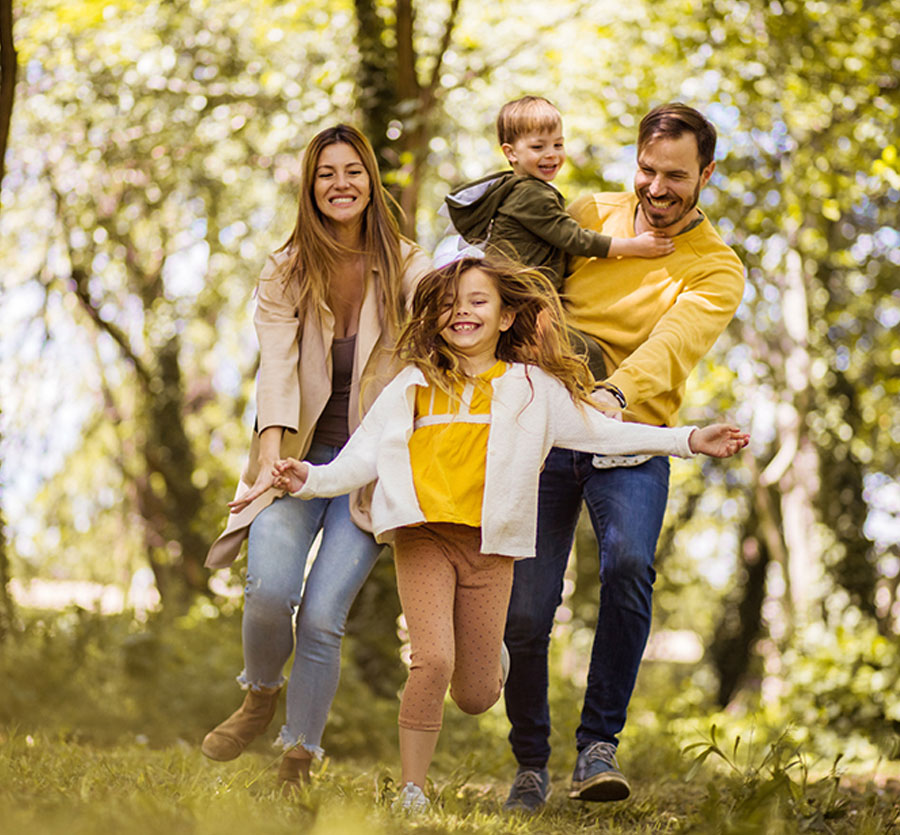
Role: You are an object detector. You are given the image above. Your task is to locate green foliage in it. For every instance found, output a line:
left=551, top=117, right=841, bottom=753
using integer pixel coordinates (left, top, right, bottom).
left=683, top=726, right=847, bottom=831
left=766, top=621, right=900, bottom=760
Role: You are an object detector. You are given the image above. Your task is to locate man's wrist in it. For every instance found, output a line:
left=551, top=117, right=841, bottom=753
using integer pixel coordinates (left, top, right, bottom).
left=594, top=382, right=627, bottom=409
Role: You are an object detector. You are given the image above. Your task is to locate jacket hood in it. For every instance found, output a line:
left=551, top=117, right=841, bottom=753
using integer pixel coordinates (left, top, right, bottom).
left=445, top=170, right=524, bottom=244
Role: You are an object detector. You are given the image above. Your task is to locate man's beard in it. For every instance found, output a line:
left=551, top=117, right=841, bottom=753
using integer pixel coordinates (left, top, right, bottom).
left=640, top=181, right=701, bottom=228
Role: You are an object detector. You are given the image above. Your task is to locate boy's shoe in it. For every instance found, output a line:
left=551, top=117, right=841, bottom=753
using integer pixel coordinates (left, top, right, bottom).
left=568, top=741, right=630, bottom=802
left=393, top=781, right=429, bottom=813
left=503, top=766, right=550, bottom=812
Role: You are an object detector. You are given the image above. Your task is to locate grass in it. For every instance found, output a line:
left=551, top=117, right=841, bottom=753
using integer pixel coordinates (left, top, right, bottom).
left=2, top=728, right=898, bottom=834
left=2, top=607, right=899, bottom=833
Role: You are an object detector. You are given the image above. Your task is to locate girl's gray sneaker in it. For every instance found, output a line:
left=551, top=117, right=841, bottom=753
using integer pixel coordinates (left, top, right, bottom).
left=393, top=781, right=429, bottom=813
left=503, top=766, right=550, bottom=812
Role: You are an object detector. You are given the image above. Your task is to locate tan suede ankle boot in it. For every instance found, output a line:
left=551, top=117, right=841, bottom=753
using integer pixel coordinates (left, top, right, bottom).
left=200, top=685, right=281, bottom=761
left=278, top=747, right=312, bottom=795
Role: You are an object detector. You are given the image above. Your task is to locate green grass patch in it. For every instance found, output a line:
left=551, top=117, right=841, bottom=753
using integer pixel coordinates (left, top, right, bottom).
left=1, top=607, right=898, bottom=832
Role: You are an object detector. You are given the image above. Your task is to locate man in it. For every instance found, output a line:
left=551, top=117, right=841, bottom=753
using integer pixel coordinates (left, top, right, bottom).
left=502, top=102, right=745, bottom=811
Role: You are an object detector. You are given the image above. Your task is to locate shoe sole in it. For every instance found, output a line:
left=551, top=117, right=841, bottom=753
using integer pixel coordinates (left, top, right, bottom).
left=200, top=737, right=242, bottom=762
left=503, top=787, right=550, bottom=813
left=569, top=772, right=631, bottom=802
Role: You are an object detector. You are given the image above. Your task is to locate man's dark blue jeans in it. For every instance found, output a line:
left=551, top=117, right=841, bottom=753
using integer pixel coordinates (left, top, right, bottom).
left=503, top=447, right=670, bottom=768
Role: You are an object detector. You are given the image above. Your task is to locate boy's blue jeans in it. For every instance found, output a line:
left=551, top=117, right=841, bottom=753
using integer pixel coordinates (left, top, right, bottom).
left=240, top=442, right=383, bottom=757
left=503, top=447, right=670, bottom=767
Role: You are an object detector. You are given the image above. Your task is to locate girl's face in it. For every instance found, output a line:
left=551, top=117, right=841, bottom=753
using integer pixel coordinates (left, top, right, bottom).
left=313, top=142, right=371, bottom=226
left=439, top=267, right=515, bottom=375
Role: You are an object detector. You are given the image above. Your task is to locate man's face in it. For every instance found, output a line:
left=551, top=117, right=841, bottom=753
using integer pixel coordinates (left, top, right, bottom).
left=634, top=133, right=715, bottom=235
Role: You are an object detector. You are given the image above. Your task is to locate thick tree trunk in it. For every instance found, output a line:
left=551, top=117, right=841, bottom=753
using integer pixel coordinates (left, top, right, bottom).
left=351, top=0, right=459, bottom=236
left=819, top=372, right=880, bottom=624
left=709, top=482, right=775, bottom=706
left=0, top=436, right=15, bottom=642
left=138, top=336, right=211, bottom=609
left=0, top=0, right=17, bottom=201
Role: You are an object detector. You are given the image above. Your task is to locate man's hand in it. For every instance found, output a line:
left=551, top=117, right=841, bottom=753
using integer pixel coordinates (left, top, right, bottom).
left=688, top=424, right=750, bottom=458
left=591, top=388, right=624, bottom=421
left=273, top=458, right=309, bottom=494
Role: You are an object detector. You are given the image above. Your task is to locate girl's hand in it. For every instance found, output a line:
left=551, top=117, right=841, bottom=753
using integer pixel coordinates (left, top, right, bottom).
left=272, top=458, right=309, bottom=494
left=688, top=424, right=750, bottom=458
left=227, top=460, right=277, bottom=514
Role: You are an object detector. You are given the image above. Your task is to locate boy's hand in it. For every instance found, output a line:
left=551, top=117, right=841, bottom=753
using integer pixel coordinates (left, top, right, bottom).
left=688, top=424, right=750, bottom=458
left=631, top=230, right=675, bottom=257
left=272, top=458, right=309, bottom=494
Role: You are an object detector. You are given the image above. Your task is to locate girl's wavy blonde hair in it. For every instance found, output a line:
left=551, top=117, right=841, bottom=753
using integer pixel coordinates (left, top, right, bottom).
left=397, top=256, right=597, bottom=408
left=273, top=124, right=407, bottom=338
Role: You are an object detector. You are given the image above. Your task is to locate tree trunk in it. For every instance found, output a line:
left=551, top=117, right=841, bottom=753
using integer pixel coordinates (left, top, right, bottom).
left=709, top=483, right=774, bottom=706
left=138, top=336, right=211, bottom=610
left=0, top=433, right=15, bottom=642
left=818, top=372, right=880, bottom=624
left=0, top=0, right=17, bottom=202
left=351, top=0, right=459, bottom=236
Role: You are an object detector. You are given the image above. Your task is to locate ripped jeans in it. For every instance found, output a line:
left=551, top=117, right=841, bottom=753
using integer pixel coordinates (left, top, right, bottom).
left=240, top=442, right=383, bottom=757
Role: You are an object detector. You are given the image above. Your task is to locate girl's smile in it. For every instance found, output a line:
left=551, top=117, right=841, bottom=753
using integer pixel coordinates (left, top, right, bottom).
left=440, top=267, right=515, bottom=376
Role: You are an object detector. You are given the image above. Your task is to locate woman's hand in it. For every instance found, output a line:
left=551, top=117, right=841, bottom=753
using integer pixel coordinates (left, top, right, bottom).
left=273, top=458, right=309, bottom=494
left=227, top=426, right=284, bottom=514
left=227, top=461, right=279, bottom=514
left=688, top=424, right=750, bottom=458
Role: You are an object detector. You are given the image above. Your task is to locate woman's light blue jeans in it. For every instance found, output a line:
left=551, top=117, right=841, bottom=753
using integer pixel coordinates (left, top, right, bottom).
left=239, top=442, right=383, bottom=757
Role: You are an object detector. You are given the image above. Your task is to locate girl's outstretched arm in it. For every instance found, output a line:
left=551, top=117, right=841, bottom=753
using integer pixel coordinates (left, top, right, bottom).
left=688, top=424, right=750, bottom=458
left=272, top=458, right=309, bottom=493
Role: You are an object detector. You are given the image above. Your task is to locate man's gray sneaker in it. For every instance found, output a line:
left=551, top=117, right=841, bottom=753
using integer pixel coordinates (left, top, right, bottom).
left=504, top=766, right=550, bottom=812
left=568, top=741, right=630, bottom=802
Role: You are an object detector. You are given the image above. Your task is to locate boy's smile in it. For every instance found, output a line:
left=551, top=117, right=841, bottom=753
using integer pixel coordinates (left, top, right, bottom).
left=502, top=129, right=566, bottom=183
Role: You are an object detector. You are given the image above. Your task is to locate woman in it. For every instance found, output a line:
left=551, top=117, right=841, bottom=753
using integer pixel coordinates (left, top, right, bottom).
left=202, top=125, right=430, bottom=788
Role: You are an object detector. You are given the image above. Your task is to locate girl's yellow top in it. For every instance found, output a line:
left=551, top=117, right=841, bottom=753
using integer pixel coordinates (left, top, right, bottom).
left=408, top=360, right=508, bottom=528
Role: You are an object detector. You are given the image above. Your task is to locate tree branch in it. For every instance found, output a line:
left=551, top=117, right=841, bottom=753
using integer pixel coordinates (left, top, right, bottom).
left=447, top=0, right=593, bottom=90
left=51, top=187, right=154, bottom=387
left=425, top=0, right=461, bottom=97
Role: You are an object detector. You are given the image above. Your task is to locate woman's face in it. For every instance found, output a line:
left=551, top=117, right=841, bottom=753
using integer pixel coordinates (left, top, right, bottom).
left=312, top=142, right=371, bottom=227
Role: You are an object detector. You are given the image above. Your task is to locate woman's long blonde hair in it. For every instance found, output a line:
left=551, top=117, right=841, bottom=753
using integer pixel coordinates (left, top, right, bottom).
left=274, top=125, right=406, bottom=336
left=397, top=256, right=597, bottom=407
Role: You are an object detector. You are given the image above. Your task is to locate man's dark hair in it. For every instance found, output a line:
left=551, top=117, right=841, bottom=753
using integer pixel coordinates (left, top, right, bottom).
left=638, top=103, right=717, bottom=171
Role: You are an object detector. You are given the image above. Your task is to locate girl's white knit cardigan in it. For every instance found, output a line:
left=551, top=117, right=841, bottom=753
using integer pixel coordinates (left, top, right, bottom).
left=294, top=363, right=696, bottom=558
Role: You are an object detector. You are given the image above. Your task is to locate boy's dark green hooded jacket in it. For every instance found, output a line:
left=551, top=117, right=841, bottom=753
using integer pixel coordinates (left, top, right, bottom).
left=444, top=170, right=611, bottom=290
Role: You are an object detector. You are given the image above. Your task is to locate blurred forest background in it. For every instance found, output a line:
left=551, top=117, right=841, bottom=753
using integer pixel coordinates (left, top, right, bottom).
left=0, top=0, right=899, bottom=829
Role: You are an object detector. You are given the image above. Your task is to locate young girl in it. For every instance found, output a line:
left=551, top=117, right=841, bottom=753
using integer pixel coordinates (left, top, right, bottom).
left=271, top=255, right=748, bottom=811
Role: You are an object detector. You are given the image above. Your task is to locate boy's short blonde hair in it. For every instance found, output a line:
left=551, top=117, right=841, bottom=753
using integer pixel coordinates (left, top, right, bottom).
left=496, top=96, right=562, bottom=146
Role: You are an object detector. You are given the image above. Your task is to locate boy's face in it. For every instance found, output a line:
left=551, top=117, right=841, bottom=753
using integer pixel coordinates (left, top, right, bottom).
left=502, top=128, right=566, bottom=182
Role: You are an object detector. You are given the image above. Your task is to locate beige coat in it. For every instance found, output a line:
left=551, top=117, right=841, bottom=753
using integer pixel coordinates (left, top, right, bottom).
left=205, top=242, right=432, bottom=569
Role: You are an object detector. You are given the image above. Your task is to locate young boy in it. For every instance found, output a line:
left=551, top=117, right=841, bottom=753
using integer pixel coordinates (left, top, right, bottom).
left=443, top=96, right=673, bottom=378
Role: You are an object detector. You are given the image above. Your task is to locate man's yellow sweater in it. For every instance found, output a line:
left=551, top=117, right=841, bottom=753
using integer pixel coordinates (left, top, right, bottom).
left=565, top=192, right=745, bottom=427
